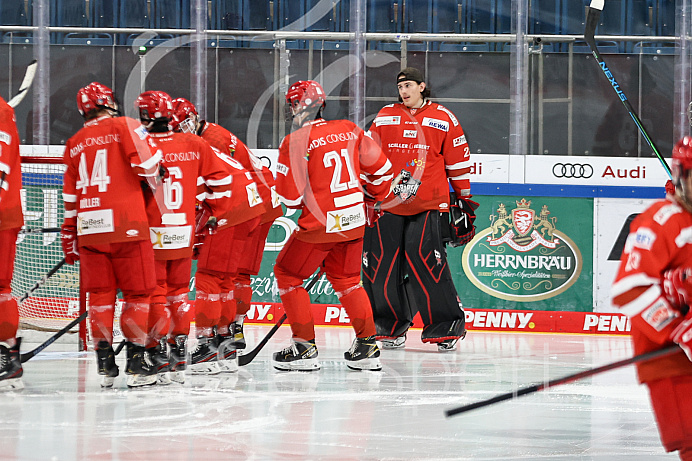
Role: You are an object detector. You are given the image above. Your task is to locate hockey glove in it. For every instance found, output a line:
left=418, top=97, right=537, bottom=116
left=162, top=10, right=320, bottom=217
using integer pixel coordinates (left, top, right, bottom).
left=662, top=267, right=692, bottom=313
left=665, top=179, right=676, bottom=196
left=449, top=196, right=479, bottom=247
left=671, top=313, right=692, bottom=361
left=364, top=196, right=383, bottom=227
left=60, top=224, right=79, bottom=265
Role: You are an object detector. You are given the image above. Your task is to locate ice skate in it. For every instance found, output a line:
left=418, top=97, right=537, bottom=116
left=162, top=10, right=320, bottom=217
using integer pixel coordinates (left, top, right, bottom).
left=125, top=343, right=157, bottom=388
left=95, top=341, right=119, bottom=388
left=190, top=336, right=221, bottom=375
left=0, top=338, right=23, bottom=391
left=273, top=339, right=320, bottom=371
left=169, top=335, right=188, bottom=384
left=147, top=338, right=171, bottom=385
left=230, top=316, right=246, bottom=350
left=344, top=336, right=382, bottom=371
left=379, top=333, right=406, bottom=350
left=216, top=334, right=238, bottom=373
left=437, top=338, right=458, bottom=352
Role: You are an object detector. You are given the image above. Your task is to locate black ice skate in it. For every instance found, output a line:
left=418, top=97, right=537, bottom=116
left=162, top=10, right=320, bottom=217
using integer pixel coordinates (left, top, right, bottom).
left=146, top=338, right=171, bottom=385
left=437, top=328, right=467, bottom=352
left=215, top=334, right=238, bottom=373
left=95, top=341, right=119, bottom=388
left=273, top=339, right=320, bottom=371
left=379, top=333, right=406, bottom=350
left=344, top=336, right=382, bottom=371
left=230, top=317, right=246, bottom=350
left=0, top=338, right=23, bottom=390
left=190, top=335, right=221, bottom=375
left=168, top=334, right=187, bottom=384
left=125, top=343, right=157, bottom=388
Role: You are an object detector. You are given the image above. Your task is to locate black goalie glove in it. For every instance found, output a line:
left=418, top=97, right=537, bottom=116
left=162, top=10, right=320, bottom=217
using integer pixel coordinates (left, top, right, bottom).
left=449, top=194, right=479, bottom=247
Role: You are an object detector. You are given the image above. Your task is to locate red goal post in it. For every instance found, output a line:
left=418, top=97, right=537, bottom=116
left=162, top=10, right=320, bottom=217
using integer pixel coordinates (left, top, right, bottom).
left=14, top=154, right=87, bottom=350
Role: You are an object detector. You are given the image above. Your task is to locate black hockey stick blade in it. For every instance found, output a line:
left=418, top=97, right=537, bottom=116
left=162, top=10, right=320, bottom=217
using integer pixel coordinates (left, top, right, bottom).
left=114, top=339, right=126, bottom=356
left=7, top=60, right=37, bottom=108
left=445, top=344, right=680, bottom=417
left=20, top=310, right=88, bottom=363
left=18, top=258, right=66, bottom=304
left=238, top=269, right=324, bottom=367
left=584, top=2, right=671, bottom=179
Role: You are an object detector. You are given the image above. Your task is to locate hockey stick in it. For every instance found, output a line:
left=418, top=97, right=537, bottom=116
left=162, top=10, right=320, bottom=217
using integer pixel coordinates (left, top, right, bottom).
left=445, top=344, right=680, bottom=417
left=20, top=227, right=61, bottom=234
left=238, top=268, right=324, bottom=367
left=584, top=0, right=671, bottom=179
left=7, top=60, right=37, bottom=108
left=18, top=258, right=66, bottom=304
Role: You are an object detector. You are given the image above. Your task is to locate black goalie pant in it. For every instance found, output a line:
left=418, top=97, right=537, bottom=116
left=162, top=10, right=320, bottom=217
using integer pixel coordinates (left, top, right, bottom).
left=362, top=211, right=466, bottom=343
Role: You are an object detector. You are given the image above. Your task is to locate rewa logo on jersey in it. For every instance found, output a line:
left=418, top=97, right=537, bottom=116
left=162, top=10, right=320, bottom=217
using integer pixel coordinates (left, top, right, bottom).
left=462, top=198, right=583, bottom=302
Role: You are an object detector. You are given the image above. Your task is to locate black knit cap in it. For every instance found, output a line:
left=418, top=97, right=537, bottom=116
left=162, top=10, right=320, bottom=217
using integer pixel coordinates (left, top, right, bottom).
left=396, top=67, right=425, bottom=84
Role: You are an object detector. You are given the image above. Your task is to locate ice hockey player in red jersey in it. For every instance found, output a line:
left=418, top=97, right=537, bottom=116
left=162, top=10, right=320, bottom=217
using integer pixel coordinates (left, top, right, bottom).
left=62, top=82, right=164, bottom=388
left=273, top=80, right=393, bottom=371
left=169, top=99, right=264, bottom=374
left=612, top=136, right=692, bottom=460
left=363, top=67, right=476, bottom=352
left=0, top=95, right=24, bottom=390
left=135, top=91, right=233, bottom=384
left=171, top=98, right=282, bottom=353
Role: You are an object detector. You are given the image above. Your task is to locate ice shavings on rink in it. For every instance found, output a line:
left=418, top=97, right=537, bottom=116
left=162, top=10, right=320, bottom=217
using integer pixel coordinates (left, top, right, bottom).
left=1, top=326, right=678, bottom=460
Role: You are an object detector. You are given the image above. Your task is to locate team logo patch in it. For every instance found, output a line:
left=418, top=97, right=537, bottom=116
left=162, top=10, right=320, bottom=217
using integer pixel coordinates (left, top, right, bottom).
left=403, top=130, right=417, bottom=138
left=374, top=116, right=401, bottom=127
left=642, top=299, right=678, bottom=331
left=422, top=117, right=449, bottom=132
left=134, top=125, right=149, bottom=140
left=392, top=169, right=421, bottom=202
left=246, top=183, right=263, bottom=207
left=628, top=227, right=656, bottom=251
left=326, top=204, right=366, bottom=233
left=77, top=209, right=114, bottom=236
left=453, top=135, right=467, bottom=147
left=150, top=225, right=192, bottom=250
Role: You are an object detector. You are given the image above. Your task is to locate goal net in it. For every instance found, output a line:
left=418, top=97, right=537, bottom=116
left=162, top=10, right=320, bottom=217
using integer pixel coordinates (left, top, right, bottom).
left=13, top=155, right=85, bottom=348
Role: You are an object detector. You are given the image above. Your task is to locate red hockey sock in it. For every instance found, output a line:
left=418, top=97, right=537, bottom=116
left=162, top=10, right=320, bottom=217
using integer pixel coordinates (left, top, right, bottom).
left=235, top=278, right=253, bottom=317
left=195, top=292, right=220, bottom=337
left=146, top=302, right=170, bottom=347
left=0, top=294, right=19, bottom=342
left=280, top=287, right=315, bottom=342
left=338, top=287, right=376, bottom=338
left=121, top=301, right=150, bottom=346
left=168, top=294, right=193, bottom=337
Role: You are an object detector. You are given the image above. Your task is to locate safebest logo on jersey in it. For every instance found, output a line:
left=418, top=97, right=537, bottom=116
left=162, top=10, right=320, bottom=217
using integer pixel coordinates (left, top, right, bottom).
left=462, top=198, right=583, bottom=301
left=326, top=204, right=366, bottom=233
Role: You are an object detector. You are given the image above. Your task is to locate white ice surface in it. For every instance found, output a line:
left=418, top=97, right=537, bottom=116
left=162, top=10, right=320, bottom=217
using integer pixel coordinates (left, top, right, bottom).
left=1, top=327, right=677, bottom=460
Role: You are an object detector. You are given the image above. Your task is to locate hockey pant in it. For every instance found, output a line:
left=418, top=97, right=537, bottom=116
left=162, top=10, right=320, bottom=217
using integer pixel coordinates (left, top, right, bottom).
left=195, top=216, right=260, bottom=337
left=647, top=375, right=692, bottom=458
left=362, top=211, right=465, bottom=343
left=80, top=240, right=156, bottom=346
left=0, top=227, right=20, bottom=342
left=147, top=258, right=193, bottom=346
left=274, top=235, right=376, bottom=342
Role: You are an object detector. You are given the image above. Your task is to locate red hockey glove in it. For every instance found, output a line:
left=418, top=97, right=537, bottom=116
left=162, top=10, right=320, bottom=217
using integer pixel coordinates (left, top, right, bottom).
left=662, top=267, right=692, bottom=313
left=449, top=196, right=479, bottom=247
left=364, top=196, right=383, bottom=227
left=671, top=313, right=692, bottom=361
left=194, top=202, right=215, bottom=235
left=60, top=224, right=79, bottom=265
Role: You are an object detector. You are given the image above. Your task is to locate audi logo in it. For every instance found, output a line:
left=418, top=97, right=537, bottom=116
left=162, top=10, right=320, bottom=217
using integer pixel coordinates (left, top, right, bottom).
left=552, top=163, right=593, bottom=179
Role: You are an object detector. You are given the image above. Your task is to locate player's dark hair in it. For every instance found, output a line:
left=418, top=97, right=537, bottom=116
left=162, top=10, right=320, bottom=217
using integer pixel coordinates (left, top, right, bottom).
left=148, top=119, right=170, bottom=133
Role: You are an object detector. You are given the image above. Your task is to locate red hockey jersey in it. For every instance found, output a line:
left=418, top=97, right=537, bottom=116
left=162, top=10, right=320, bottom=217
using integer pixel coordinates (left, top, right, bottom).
left=62, top=115, right=161, bottom=246
left=369, top=101, right=471, bottom=216
left=276, top=118, right=393, bottom=243
left=612, top=197, right=692, bottom=383
left=145, top=131, right=233, bottom=260
left=0, top=97, right=23, bottom=231
left=199, top=123, right=264, bottom=228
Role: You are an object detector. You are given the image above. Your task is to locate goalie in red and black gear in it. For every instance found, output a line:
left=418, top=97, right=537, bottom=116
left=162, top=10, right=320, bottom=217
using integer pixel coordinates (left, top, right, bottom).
left=362, top=67, right=475, bottom=352
left=612, top=136, right=692, bottom=459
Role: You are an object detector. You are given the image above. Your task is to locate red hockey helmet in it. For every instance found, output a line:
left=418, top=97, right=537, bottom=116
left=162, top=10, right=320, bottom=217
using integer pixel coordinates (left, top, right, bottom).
left=135, top=91, right=173, bottom=123
left=285, top=80, right=326, bottom=117
left=76, top=82, right=118, bottom=117
left=171, top=97, right=198, bottom=133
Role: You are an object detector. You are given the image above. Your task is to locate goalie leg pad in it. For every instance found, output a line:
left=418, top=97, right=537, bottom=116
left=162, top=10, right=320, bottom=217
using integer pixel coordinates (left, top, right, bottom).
left=421, top=318, right=466, bottom=343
